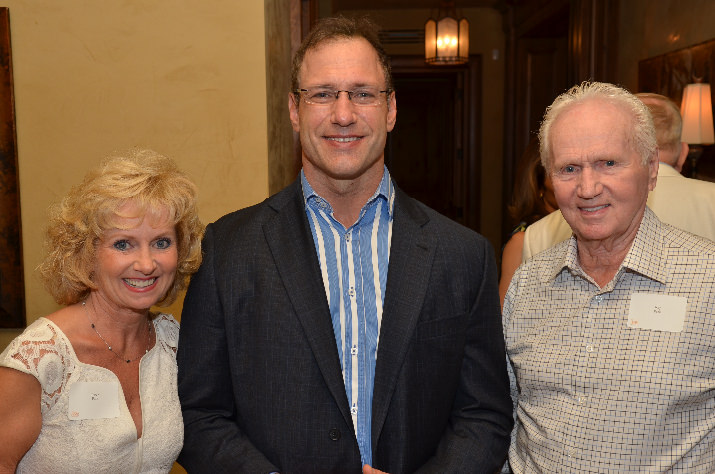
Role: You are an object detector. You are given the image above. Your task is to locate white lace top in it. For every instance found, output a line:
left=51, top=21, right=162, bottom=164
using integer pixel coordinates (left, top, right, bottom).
left=0, top=314, right=183, bottom=473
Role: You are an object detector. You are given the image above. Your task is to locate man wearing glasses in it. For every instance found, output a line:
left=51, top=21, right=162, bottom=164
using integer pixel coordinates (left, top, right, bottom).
left=177, top=16, right=512, bottom=474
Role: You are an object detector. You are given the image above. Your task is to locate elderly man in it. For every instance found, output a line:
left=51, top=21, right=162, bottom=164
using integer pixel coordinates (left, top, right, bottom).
left=504, top=82, right=715, bottom=472
left=521, top=92, right=715, bottom=261
left=177, top=16, right=512, bottom=474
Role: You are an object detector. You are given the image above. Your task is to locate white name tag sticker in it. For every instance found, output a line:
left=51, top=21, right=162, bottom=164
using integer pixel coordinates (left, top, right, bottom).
left=627, top=293, right=686, bottom=332
left=68, top=381, right=120, bottom=420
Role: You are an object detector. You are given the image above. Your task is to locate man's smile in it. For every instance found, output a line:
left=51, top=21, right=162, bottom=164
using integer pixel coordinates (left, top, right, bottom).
left=325, top=136, right=362, bottom=142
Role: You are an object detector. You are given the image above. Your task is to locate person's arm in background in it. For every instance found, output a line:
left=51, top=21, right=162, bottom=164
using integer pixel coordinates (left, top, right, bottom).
left=499, top=231, right=525, bottom=309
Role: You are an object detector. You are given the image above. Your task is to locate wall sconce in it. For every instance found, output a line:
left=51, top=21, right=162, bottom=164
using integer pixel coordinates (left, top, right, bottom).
left=425, top=1, right=469, bottom=65
left=681, top=82, right=715, bottom=178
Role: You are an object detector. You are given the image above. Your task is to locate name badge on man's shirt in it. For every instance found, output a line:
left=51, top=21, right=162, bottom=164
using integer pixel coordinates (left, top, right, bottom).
left=627, top=293, right=686, bottom=332
left=68, top=381, right=120, bottom=420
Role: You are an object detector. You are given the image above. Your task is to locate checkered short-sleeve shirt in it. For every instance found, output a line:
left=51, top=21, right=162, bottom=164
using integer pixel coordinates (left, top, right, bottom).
left=504, top=208, right=715, bottom=473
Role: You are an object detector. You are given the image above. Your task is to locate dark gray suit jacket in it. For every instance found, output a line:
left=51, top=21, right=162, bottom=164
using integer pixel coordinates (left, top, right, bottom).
left=177, top=178, right=512, bottom=473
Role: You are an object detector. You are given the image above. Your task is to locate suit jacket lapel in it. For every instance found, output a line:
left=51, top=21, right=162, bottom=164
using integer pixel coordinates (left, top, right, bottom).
left=371, top=189, right=436, bottom=447
left=262, top=180, right=353, bottom=429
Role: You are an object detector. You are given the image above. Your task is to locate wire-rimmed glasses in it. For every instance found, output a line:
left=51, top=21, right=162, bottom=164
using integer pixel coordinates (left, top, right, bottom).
left=294, top=87, right=390, bottom=106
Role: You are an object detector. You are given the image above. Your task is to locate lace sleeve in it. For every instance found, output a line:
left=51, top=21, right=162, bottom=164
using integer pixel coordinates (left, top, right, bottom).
left=153, top=313, right=179, bottom=354
left=0, top=319, right=76, bottom=411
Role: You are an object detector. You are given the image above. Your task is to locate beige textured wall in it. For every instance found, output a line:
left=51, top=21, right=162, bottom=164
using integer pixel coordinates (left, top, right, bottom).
left=0, top=0, right=269, bottom=350
left=618, top=0, right=715, bottom=91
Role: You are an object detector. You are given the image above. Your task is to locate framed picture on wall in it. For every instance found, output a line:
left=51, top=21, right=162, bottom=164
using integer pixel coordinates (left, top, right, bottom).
left=0, top=7, right=25, bottom=328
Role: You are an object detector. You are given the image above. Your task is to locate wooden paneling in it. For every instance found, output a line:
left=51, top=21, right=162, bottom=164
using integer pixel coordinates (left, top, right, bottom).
left=515, top=37, right=568, bottom=159
left=568, top=0, right=618, bottom=84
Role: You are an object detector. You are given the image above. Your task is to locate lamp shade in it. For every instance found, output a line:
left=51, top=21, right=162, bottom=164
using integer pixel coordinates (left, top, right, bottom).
left=425, top=3, right=468, bottom=65
left=680, top=83, right=715, bottom=145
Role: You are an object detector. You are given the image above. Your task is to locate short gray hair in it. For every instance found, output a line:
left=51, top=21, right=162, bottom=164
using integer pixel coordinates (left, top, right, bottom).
left=636, top=92, right=682, bottom=166
left=539, top=81, right=657, bottom=173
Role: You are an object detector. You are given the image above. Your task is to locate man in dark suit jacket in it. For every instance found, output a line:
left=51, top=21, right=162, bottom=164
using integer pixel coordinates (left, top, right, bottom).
left=177, top=16, right=512, bottom=474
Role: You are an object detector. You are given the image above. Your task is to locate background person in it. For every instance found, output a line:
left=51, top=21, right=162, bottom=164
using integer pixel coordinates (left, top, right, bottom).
left=177, top=15, right=512, bottom=474
left=498, top=137, right=558, bottom=306
left=504, top=81, right=715, bottom=472
left=521, top=92, right=715, bottom=262
left=0, top=148, right=203, bottom=472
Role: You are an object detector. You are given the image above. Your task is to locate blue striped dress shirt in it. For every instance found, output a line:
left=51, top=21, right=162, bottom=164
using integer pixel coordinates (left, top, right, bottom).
left=301, top=167, right=394, bottom=466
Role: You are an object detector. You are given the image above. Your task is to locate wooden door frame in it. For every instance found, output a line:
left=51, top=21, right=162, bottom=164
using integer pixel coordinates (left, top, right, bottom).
left=0, top=7, right=24, bottom=328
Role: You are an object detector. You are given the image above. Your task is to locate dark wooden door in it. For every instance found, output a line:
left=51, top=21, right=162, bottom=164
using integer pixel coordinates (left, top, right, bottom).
left=385, top=56, right=482, bottom=231
left=515, top=37, right=568, bottom=159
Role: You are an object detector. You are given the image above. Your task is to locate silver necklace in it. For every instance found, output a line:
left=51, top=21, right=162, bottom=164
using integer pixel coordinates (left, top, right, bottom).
left=82, top=301, right=152, bottom=364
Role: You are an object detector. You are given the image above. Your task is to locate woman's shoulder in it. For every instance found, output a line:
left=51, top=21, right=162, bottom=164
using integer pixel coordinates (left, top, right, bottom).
left=1, top=317, right=72, bottom=366
left=152, top=313, right=179, bottom=351
left=508, top=221, right=528, bottom=238
left=0, top=317, right=76, bottom=407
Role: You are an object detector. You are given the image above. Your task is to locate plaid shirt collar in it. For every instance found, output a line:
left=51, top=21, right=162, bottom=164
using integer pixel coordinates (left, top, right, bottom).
left=543, top=207, right=668, bottom=288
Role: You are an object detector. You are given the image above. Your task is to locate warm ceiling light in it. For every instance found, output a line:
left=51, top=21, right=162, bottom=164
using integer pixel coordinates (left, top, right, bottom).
left=425, top=1, right=469, bottom=65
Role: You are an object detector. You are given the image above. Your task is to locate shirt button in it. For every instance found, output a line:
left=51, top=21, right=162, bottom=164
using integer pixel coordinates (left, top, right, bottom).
left=351, top=404, right=358, bottom=415
left=345, top=233, right=351, bottom=242
left=595, top=295, right=603, bottom=302
left=328, top=428, right=341, bottom=441
left=586, top=344, right=594, bottom=352
left=348, top=287, right=355, bottom=297
left=351, top=345, right=358, bottom=356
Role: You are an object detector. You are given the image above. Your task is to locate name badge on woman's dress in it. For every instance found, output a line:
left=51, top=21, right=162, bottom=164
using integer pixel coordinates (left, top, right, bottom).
left=68, top=381, right=120, bottom=420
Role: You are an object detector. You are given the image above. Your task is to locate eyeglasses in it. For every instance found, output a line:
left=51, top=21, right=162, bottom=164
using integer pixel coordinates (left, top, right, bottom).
left=294, top=87, right=390, bottom=106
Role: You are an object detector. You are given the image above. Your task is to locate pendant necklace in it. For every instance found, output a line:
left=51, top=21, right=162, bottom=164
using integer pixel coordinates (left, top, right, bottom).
left=82, top=301, right=152, bottom=364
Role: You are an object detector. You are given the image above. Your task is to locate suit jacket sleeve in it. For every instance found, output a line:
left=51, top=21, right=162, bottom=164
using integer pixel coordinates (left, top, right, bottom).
left=415, top=233, right=513, bottom=473
left=177, top=223, right=278, bottom=473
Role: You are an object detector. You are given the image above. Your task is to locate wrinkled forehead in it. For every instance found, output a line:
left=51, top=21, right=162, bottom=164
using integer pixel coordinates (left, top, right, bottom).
left=551, top=100, right=636, bottom=151
left=558, top=98, right=632, bottom=127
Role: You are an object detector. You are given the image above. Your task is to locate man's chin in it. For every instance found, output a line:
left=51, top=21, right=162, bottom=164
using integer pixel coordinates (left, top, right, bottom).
left=305, top=158, right=384, bottom=183
left=574, top=227, right=614, bottom=244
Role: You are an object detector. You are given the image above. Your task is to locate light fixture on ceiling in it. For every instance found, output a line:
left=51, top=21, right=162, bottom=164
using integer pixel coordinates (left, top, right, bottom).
left=680, top=82, right=714, bottom=178
left=424, top=1, right=469, bottom=65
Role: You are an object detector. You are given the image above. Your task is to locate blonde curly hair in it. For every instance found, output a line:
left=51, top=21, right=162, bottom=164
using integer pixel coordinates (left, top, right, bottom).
left=39, top=148, right=204, bottom=306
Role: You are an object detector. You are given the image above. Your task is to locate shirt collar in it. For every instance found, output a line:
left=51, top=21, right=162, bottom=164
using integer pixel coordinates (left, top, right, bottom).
left=656, top=162, right=681, bottom=177
left=300, top=166, right=395, bottom=218
left=541, top=237, right=576, bottom=284
left=620, top=207, right=667, bottom=284
left=543, top=207, right=667, bottom=286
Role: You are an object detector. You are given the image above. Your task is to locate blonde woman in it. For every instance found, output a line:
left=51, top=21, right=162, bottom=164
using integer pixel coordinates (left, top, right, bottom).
left=0, top=148, right=203, bottom=472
